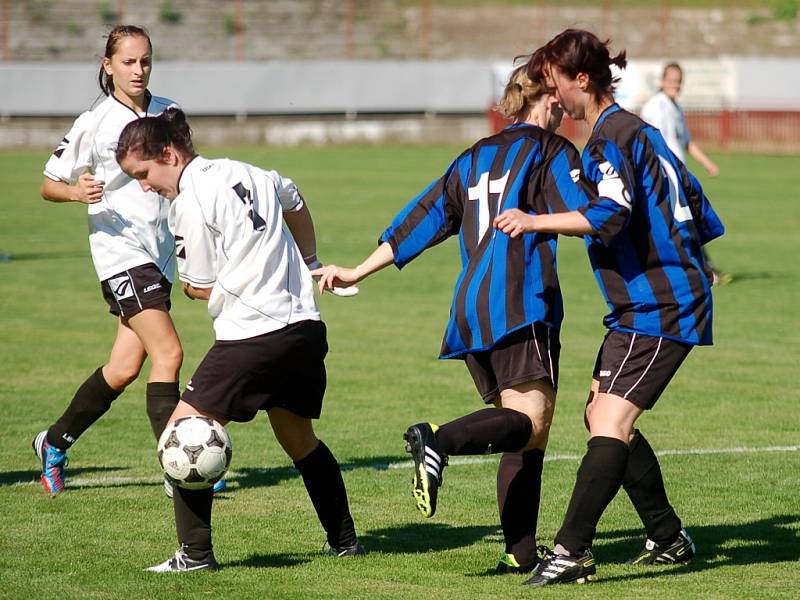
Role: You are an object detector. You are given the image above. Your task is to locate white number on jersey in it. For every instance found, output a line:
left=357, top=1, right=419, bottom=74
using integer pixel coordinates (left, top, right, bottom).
left=468, top=170, right=510, bottom=241
left=657, top=156, right=693, bottom=223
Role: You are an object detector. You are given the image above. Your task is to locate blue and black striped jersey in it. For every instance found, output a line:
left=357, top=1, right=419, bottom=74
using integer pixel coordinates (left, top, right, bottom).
left=578, top=104, right=725, bottom=345
left=380, top=124, right=593, bottom=359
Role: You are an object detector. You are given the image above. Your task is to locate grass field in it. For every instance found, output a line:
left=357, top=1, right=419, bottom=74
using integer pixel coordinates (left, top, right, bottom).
left=1, top=144, right=797, bottom=599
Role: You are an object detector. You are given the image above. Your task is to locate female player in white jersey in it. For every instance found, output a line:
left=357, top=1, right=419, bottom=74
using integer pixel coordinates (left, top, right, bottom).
left=32, top=26, right=224, bottom=498
left=116, top=108, right=364, bottom=571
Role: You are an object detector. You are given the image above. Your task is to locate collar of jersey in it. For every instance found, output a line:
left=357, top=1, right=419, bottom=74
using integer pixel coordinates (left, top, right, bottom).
left=109, top=89, right=152, bottom=117
left=592, top=102, right=621, bottom=132
left=177, top=155, right=203, bottom=194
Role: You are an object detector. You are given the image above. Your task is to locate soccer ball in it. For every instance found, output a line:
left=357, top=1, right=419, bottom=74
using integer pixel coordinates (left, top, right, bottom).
left=157, top=415, right=232, bottom=490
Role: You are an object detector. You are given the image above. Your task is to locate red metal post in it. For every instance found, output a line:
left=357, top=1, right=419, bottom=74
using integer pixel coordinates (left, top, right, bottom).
left=344, top=0, right=354, bottom=59
left=420, top=0, right=431, bottom=59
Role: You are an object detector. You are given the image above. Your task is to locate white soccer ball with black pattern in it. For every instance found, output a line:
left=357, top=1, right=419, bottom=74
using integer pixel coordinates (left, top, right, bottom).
left=157, top=415, right=232, bottom=490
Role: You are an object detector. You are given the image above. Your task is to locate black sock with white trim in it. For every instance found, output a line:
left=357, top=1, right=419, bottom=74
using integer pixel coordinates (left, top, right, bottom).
left=47, top=367, right=121, bottom=450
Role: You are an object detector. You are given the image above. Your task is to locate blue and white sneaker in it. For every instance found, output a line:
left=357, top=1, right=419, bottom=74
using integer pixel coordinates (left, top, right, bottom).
left=163, top=478, right=227, bottom=499
left=32, top=430, right=68, bottom=495
left=146, top=545, right=219, bottom=572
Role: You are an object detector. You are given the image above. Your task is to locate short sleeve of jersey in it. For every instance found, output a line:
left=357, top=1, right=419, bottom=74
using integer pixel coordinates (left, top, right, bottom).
left=263, top=170, right=304, bottom=212
left=43, top=111, right=96, bottom=184
left=538, top=143, right=595, bottom=213
left=578, top=139, right=633, bottom=245
left=172, top=191, right=218, bottom=288
left=379, top=154, right=465, bottom=269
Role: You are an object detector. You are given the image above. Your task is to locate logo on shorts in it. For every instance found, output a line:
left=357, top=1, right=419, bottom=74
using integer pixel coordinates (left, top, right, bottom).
left=109, top=274, right=134, bottom=301
left=186, top=381, right=194, bottom=391
left=599, top=370, right=612, bottom=377
left=143, top=283, right=162, bottom=293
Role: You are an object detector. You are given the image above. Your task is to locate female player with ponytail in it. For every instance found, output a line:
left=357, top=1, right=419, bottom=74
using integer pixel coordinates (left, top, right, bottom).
left=493, top=29, right=724, bottom=586
left=33, top=25, right=223, bottom=498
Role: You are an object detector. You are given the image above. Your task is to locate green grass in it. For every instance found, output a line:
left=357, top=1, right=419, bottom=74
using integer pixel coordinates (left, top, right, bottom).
left=0, top=145, right=798, bottom=599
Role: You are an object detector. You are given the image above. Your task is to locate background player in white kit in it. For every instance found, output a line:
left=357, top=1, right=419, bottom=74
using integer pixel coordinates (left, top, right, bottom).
left=30, top=26, right=227, bottom=497
left=640, top=62, right=729, bottom=285
left=116, top=108, right=364, bottom=571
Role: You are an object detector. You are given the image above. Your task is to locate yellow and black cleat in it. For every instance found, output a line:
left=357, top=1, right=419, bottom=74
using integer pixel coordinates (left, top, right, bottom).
left=403, top=422, right=447, bottom=518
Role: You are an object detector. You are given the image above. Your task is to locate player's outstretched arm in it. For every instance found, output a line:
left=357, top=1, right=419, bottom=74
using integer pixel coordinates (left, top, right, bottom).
left=312, top=242, right=395, bottom=295
left=493, top=209, right=594, bottom=237
left=40, top=173, right=104, bottom=204
left=687, top=141, right=720, bottom=177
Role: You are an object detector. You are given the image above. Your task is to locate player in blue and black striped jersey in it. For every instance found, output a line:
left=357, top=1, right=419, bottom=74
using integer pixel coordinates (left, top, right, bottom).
left=494, top=30, right=724, bottom=587
left=314, top=62, right=594, bottom=573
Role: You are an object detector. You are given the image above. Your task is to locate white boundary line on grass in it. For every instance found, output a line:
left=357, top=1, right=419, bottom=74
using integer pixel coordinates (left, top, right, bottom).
left=14, top=444, right=799, bottom=489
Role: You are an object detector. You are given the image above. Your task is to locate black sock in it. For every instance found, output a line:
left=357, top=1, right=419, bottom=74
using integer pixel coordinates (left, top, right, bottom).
left=294, top=441, right=357, bottom=549
left=436, top=408, right=533, bottom=456
left=623, top=430, right=682, bottom=546
left=497, top=449, right=545, bottom=565
left=146, top=382, right=180, bottom=441
left=47, top=367, right=122, bottom=449
left=554, top=436, right=629, bottom=554
left=174, top=486, right=214, bottom=562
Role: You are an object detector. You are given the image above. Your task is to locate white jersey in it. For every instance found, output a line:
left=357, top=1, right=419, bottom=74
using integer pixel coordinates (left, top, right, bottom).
left=639, top=91, right=691, bottom=163
left=44, top=92, right=178, bottom=282
left=170, top=156, right=320, bottom=341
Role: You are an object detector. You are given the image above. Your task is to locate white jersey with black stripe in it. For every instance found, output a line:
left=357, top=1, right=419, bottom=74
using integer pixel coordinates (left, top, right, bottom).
left=43, top=92, right=178, bottom=282
left=170, top=156, right=320, bottom=341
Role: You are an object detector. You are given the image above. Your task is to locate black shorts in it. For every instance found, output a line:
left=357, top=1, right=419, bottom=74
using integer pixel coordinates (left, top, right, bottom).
left=464, top=322, right=560, bottom=403
left=182, top=320, right=328, bottom=423
left=593, top=330, right=692, bottom=409
left=100, top=264, right=172, bottom=318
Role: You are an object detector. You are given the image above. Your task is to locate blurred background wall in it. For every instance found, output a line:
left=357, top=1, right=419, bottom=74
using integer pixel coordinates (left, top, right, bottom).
left=2, top=0, right=800, bottom=151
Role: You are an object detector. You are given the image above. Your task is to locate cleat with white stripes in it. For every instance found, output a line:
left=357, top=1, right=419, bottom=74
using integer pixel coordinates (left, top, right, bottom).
left=627, top=528, right=695, bottom=565
left=524, top=548, right=596, bottom=587
left=146, top=545, right=219, bottom=572
left=403, top=422, right=447, bottom=518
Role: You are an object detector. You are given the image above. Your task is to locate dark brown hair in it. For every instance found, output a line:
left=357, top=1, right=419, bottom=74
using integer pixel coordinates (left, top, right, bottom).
left=530, top=29, right=627, bottom=102
left=116, top=108, right=195, bottom=163
left=98, top=25, right=152, bottom=96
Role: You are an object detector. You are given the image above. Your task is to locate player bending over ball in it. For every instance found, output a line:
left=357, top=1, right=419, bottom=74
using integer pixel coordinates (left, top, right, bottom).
left=116, top=108, right=364, bottom=571
left=314, top=57, right=595, bottom=574
left=32, top=25, right=224, bottom=498
left=493, top=29, right=724, bottom=586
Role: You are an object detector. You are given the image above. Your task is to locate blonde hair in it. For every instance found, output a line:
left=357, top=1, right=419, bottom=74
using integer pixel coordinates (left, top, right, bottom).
left=497, top=62, right=548, bottom=122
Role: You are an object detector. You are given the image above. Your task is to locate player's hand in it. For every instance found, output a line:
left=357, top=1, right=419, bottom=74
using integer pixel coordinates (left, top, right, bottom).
left=707, top=163, right=720, bottom=177
left=493, top=209, right=537, bottom=238
left=311, top=264, right=360, bottom=297
left=74, top=173, right=104, bottom=204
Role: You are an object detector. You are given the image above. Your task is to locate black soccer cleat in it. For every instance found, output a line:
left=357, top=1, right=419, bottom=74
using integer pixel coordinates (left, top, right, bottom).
left=495, top=551, right=540, bottom=574
left=523, top=548, right=597, bottom=586
left=403, top=422, right=447, bottom=518
left=627, top=528, right=695, bottom=565
left=146, top=545, right=220, bottom=573
left=323, top=540, right=368, bottom=557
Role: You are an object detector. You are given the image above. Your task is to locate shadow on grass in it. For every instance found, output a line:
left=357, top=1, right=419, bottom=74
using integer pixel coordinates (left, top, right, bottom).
left=588, top=514, right=800, bottom=583
left=360, top=522, right=499, bottom=554
left=225, top=552, right=310, bottom=569
left=0, top=465, right=127, bottom=487
left=233, top=454, right=406, bottom=490
left=0, top=251, right=88, bottom=262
